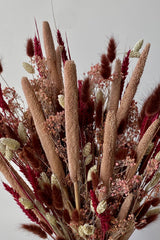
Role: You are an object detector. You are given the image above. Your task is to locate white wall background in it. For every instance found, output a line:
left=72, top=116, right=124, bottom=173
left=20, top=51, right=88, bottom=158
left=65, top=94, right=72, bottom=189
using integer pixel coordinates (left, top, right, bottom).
left=0, top=0, right=160, bottom=239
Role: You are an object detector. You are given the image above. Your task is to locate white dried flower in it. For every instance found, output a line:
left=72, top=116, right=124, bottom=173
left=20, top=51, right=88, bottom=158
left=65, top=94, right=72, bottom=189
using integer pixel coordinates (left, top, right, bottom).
left=0, top=137, right=20, bottom=151
left=87, top=165, right=97, bottom=182
left=85, top=154, right=92, bottom=165
left=0, top=142, right=6, bottom=155
left=41, top=172, right=50, bottom=184
left=22, top=62, right=35, bottom=74
left=133, top=39, right=144, bottom=52
left=129, top=50, right=141, bottom=58
left=82, top=223, right=95, bottom=236
left=19, top=197, right=33, bottom=209
left=58, top=94, right=65, bottom=109
left=45, top=213, right=56, bottom=226
left=18, top=122, right=27, bottom=143
left=82, top=142, right=91, bottom=157
left=5, top=146, right=13, bottom=161
left=96, top=200, right=107, bottom=214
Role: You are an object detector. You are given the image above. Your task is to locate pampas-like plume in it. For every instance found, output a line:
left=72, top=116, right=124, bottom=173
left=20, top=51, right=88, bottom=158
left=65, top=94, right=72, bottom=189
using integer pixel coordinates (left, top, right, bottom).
left=21, top=77, right=65, bottom=184
left=52, top=184, right=63, bottom=210
left=21, top=224, right=47, bottom=239
left=127, top=118, right=160, bottom=180
left=109, top=59, right=122, bottom=112
left=64, top=60, right=80, bottom=211
left=100, top=111, right=117, bottom=194
left=117, top=43, right=150, bottom=128
left=81, top=77, right=91, bottom=103
left=144, top=84, right=160, bottom=116
left=43, top=21, right=63, bottom=95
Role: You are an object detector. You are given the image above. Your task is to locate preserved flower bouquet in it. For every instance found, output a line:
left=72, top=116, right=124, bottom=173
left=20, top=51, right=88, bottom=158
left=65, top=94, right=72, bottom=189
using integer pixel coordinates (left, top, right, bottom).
left=0, top=21, right=160, bottom=240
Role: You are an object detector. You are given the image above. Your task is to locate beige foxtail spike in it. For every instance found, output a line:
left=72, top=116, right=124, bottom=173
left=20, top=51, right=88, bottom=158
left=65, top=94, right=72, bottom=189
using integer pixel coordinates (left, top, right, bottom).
left=43, top=21, right=63, bottom=95
left=117, top=43, right=150, bottom=128
left=127, top=118, right=160, bottom=180
left=100, top=110, right=117, bottom=195
left=64, top=60, right=80, bottom=211
left=109, top=59, right=122, bottom=112
left=21, top=77, right=65, bottom=183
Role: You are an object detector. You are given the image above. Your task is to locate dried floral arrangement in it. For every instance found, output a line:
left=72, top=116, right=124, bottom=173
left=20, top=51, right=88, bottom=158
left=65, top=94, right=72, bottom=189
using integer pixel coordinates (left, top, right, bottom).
left=0, top=21, right=160, bottom=240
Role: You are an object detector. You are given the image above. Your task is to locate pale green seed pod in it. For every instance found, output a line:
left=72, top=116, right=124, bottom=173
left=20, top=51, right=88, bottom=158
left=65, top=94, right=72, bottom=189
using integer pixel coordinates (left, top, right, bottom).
left=155, top=151, right=160, bottom=161
left=90, top=201, right=95, bottom=212
left=0, top=142, right=6, bottom=155
left=145, top=172, right=160, bottom=192
left=78, top=225, right=86, bottom=238
left=0, top=138, right=20, bottom=151
left=51, top=173, right=59, bottom=188
left=34, top=199, right=45, bottom=215
left=22, top=62, right=35, bottom=74
left=85, top=154, right=92, bottom=165
left=96, top=89, right=104, bottom=103
left=82, top=224, right=95, bottom=236
left=133, top=39, right=144, bottom=52
left=87, top=165, right=97, bottom=182
left=18, top=122, right=27, bottom=144
left=129, top=50, right=141, bottom=58
left=96, top=199, right=107, bottom=214
left=82, top=142, right=91, bottom=157
left=146, top=208, right=160, bottom=217
left=5, top=146, right=13, bottom=161
left=58, top=94, right=65, bottom=109
left=19, top=197, right=33, bottom=209
left=45, top=213, right=56, bottom=226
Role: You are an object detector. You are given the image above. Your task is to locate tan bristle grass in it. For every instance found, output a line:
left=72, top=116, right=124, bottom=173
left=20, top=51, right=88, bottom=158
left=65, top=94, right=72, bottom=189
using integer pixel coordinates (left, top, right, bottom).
left=100, top=110, right=117, bottom=194
left=117, top=43, right=150, bottom=128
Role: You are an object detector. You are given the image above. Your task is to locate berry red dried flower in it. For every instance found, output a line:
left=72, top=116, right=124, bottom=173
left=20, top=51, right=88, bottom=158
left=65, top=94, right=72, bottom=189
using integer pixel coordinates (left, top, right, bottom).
left=21, top=224, right=47, bottom=239
left=26, top=38, right=34, bottom=57
left=100, top=54, right=111, bottom=79
left=107, top=37, right=117, bottom=63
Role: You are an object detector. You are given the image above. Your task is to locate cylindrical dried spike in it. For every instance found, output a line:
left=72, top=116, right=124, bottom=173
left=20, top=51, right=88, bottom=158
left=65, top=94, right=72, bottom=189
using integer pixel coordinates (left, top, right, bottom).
left=21, top=77, right=65, bottom=183
left=56, top=45, right=64, bottom=90
left=64, top=60, right=80, bottom=183
left=109, top=59, right=122, bottom=112
left=127, top=118, right=160, bottom=180
left=43, top=21, right=62, bottom=94
left=64, top=60, right=80, bottom=211
left=100, top=111, right=117, bottom=194
left=117, top=43, right=150, bottom=128
left=118, top=193, right=134, bottom=220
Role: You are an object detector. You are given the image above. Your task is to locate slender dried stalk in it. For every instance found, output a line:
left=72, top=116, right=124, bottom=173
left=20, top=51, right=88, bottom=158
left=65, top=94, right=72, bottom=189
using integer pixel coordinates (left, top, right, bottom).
left=100, top=110, right=117, bottom=195
left=0, top=154, right=27, bottom=198
left=109, top=59, right=121, bottom=112
left=118, top=193, right=134, bottom=220
left=43, top=21, right=63, bottom=95
left=64, top=60, right=80, bottom=211
left=127, top=118, right=160, bottom=180
left=56, top=45, right=64, bottom=89
left=21, top=77, right=65, bottom=184
left=117, top=43, right=150, bottom=127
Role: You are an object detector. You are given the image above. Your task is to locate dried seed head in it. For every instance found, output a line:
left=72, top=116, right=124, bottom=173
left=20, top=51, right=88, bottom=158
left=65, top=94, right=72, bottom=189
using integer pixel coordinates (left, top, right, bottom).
left=82, top=142, right=91, bottom=157
left=85, top=154, right=92, bottom=165
left=26, top=38, right=34, bottom=57
left=5, top=146, right=13, bottom=161
left=22, top=62, right=35, bottom=74
left=58, top=94, right=65, bottom=109
left=18, top=122, right=27, bottom=144
left=19, top=197, right=34, bottom=209
left=79, top=224, right=95, bottom=236
left=129, top=50, right=140, bottom=58
left=0, top=137, right=20, bottom=151
left=87, top=165, right=97, bottom=182
left=96, top=200, right=107, bottom=214
left=133, top=39, right=144, bottom=52
left=45, top=213, right=56, bottom=226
